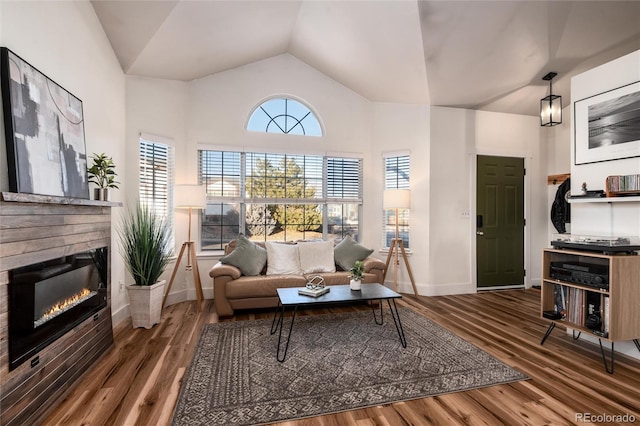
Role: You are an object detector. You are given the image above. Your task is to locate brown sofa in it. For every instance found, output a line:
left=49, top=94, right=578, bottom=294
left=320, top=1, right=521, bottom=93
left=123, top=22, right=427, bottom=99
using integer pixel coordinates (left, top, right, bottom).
left=209, top=239, right=386, bottom=317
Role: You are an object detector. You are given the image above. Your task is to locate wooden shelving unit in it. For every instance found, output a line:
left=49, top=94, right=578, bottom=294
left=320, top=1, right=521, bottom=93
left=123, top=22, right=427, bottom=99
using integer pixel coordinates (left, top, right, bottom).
left=540, top=248, right=640, bottom=373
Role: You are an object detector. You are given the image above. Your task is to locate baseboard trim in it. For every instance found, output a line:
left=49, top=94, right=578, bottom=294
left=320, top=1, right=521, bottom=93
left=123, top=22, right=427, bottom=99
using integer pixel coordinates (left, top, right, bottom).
left=423, top=282, right=476, bottom=297
left=478, top=285, right=525, bottom=291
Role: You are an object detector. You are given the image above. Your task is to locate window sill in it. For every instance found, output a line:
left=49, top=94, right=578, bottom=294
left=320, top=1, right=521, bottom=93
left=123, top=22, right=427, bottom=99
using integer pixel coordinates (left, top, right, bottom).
left=170, top=250, right=225, bottom=261
left=197, top=251, right=225, bottom=259
left=379, top=248, right=412, bottom=256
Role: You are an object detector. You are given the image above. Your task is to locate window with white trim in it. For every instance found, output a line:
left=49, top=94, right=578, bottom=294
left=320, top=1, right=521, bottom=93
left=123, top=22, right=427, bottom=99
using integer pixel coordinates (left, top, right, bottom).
left=198, top=149, right=362, bottom=250
left=139, top=135, right=175, bottom=250
left=383, top=153, right=410, bottom=249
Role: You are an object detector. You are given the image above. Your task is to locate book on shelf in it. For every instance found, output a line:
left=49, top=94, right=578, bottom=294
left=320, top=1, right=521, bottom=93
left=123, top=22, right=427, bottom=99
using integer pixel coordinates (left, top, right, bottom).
left=298, top=286, right=330, bottom=297
left=606, top=174, right=640, bottom=195
left=566, top=287, right=584, bottom=326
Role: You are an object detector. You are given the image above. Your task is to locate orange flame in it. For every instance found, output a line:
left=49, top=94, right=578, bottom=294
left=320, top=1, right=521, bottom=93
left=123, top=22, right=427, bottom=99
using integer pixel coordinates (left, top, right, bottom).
left=39, top=288, right=92, bottom=323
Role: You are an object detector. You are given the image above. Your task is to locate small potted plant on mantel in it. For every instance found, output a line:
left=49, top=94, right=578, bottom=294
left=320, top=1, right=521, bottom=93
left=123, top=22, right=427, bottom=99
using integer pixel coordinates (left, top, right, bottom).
left=349, top=260, right=365, bottom=291
left=87, top=153, right=119, bottom=201
left=119, top=203, right=172, bottom=329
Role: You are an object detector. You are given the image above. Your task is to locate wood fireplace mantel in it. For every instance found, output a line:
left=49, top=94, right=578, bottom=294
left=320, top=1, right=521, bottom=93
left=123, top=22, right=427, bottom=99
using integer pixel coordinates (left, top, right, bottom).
left=0, top=194, right=117, bottom=425
left=1, top=191, right=122, bottom=207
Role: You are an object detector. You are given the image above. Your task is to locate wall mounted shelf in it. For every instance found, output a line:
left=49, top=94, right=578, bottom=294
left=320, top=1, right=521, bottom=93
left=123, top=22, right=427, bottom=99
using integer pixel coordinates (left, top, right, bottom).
left=569, top=196, right=640, bottom=204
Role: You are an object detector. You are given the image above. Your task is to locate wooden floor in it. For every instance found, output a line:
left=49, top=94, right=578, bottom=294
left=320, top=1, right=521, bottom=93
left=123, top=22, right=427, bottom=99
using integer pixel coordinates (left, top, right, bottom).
left=43, top=289, right=640, bottom=425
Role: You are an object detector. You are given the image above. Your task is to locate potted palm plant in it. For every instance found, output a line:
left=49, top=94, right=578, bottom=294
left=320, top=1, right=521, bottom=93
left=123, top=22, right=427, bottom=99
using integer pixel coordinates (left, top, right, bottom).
left=349, top=260, right=365, bottom=291
left=87, top=153, right=119, bottom=201
left=119, top=203, right=172, bottom=328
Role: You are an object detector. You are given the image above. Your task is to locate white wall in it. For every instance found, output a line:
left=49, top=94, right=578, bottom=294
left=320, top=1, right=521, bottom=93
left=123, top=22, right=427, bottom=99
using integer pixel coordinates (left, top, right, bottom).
left=127, top=54, right=546, bottom=301
left=370, top=103, right=430, bottom=294
left=119, top=76, right=190, bottom=322
left=429, top=107, right=475, bottom=294
left=0, top=2, right=128, bottom=323
left=566, top=49, right=640, bottom=359
left=126, top=54, right=376, bottom=304
left=570, top=50, right=640, bottom=237
left=546, top=107, right=573, bottom=238
left=187, top=54, right=372, bottom=157
left=428, top=107, right=544, bottom=295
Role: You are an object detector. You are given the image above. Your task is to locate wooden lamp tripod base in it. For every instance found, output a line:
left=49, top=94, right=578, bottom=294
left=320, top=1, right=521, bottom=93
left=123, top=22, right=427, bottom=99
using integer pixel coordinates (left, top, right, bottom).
left=162, top=207, right=204, bottom=311
left=382, top=191, right=417, bottom=296
left=383, top=238, right=418, bottom=296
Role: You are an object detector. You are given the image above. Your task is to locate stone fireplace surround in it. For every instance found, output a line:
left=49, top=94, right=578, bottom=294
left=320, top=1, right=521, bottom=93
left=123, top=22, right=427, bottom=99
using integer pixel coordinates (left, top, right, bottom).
left=0, top=192, right=118, bottom=425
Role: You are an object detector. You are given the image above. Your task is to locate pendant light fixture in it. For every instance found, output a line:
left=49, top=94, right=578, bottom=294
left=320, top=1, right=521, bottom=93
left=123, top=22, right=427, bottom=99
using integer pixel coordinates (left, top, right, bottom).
left=540, top=72, right=562, bottom=126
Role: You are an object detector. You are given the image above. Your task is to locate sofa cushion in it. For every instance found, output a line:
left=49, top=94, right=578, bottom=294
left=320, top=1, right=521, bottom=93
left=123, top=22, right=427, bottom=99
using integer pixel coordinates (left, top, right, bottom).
left=226, top=275, right=307, bottom=299
left=265, top=242, right=303, bottom=275
left=298, top=240, right=336, bottom=274
left=219, top=234, right=267, bottom=276
left=334, top=235, right=374, bottom=271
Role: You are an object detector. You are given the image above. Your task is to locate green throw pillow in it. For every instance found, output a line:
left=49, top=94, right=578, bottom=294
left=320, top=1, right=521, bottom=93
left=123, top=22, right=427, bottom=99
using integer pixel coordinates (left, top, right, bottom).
left=220, top=234, right=267, bottom=276
left=334, top=235, right=373, bottom=271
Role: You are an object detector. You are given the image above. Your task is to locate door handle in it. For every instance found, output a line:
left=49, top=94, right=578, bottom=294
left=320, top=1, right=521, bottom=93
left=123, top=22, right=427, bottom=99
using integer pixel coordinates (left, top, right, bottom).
left=476, top=231, right=484, bottom=236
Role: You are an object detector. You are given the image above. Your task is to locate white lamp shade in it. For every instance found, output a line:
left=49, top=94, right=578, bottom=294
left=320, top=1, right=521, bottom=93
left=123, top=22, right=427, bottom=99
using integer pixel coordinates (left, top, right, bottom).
left=383, top=189, right=411, bottom=209
left=175, top=185, right=206, bottom=209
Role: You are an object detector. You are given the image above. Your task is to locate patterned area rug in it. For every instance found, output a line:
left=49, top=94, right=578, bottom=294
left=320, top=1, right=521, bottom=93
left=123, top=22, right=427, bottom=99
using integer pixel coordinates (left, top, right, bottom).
left=172, top=308, right=527, bottom=425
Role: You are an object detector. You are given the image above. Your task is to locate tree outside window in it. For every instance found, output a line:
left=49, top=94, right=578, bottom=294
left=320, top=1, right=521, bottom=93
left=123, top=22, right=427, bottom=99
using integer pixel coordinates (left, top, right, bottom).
left=199, top=150, right=362, bottom=249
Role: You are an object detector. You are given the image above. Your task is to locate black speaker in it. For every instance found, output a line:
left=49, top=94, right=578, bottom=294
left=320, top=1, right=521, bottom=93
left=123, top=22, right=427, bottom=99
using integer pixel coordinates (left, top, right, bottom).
left=585, top=313, right=601, bottom=330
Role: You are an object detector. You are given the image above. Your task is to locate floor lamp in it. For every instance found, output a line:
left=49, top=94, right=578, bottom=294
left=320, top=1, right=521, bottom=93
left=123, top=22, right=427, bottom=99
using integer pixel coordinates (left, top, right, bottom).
left=162, top=184, right=206, bottom=311
left=382, top=189, right=418, bottom=295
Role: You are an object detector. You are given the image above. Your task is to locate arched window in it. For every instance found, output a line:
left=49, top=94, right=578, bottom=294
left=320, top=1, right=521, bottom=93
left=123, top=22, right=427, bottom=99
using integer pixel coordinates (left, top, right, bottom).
left=247, top=98, right=322, bottom=136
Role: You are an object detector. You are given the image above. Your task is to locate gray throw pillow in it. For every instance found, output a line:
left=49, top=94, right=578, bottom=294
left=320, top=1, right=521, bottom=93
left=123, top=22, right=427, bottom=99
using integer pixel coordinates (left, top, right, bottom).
left=334, top=235, right=373, bottom=271
left=219, top=234, right=267, bottom=276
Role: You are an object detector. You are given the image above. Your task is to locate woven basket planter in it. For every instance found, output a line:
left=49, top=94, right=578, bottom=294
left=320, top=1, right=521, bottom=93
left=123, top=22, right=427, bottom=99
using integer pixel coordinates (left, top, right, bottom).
left=126, top=280, right=166, bottom=329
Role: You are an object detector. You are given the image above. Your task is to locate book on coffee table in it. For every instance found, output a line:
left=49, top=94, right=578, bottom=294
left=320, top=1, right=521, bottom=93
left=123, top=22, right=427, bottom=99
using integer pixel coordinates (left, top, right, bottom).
left=298, top=286, right=330, bottom=297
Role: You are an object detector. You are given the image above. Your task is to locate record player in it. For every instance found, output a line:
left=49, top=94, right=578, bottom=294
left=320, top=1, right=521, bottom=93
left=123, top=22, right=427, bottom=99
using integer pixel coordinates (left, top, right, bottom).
left=551, top=234, right=640, bottom=254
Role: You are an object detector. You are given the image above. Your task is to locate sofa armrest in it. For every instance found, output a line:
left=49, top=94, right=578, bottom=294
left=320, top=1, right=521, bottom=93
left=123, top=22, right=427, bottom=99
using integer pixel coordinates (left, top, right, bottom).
left=210, top=262, right=241, bottom=317
left=209, top=262, right=242, bottom=280
left=362, top=257, right=386, bottom=284
left=363, top=257, right=386, bottom=273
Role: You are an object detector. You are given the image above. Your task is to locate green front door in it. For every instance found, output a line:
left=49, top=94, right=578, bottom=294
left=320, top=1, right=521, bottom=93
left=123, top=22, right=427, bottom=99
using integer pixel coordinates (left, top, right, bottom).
left=476, top=155, right=525, bottom=288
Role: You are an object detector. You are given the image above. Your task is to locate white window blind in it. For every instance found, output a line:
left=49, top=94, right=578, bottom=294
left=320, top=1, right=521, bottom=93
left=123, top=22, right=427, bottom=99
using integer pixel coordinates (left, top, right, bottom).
left=199, top=150, right=242, bottom=200
left=327, top=157, right=363, bottom=201
left=139, top=135, right=175, bottom=249
left=383, top=154, right=410, bottom=248
left=384, top=155, right=410, bottom=190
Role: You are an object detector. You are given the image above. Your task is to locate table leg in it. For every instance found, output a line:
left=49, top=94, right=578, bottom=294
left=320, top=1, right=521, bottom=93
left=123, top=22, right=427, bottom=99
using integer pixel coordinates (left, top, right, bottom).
left=540, top=322, right=556, bottom=345
left=270, top=300, right=283, bottom=335
left=371, top=299, right=384, bottom=325
left=276, top=305, right=297, bottom=362
left=387, top=299, right=407, bottom=348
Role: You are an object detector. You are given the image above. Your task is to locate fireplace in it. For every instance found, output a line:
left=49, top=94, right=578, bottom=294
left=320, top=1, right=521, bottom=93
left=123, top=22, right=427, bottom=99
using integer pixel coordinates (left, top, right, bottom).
left=8, top=247, right=108, bottom=371
left=1, top=193, right=115, bottom=425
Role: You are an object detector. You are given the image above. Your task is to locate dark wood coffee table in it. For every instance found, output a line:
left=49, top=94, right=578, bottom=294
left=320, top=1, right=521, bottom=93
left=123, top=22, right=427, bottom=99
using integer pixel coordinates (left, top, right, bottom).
left=270, top=283, right=406, bottom=362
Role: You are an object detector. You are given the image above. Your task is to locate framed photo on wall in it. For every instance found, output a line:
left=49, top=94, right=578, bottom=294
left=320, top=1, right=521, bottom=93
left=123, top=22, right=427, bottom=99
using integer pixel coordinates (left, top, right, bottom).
left=574, top=81, right=640, bottom=165
left=0, top=47, right=89, bottom=198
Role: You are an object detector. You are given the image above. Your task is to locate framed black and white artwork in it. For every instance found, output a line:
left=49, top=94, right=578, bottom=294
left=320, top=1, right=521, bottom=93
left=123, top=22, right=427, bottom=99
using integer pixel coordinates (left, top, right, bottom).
left=574, top=81, right=640, bottom=165
left=0, top=47, right=89, bottom=198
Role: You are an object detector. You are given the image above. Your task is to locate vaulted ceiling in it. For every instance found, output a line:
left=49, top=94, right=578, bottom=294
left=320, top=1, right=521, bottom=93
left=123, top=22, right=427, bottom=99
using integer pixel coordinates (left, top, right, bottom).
left=91, top=0, right=640, bottom=117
